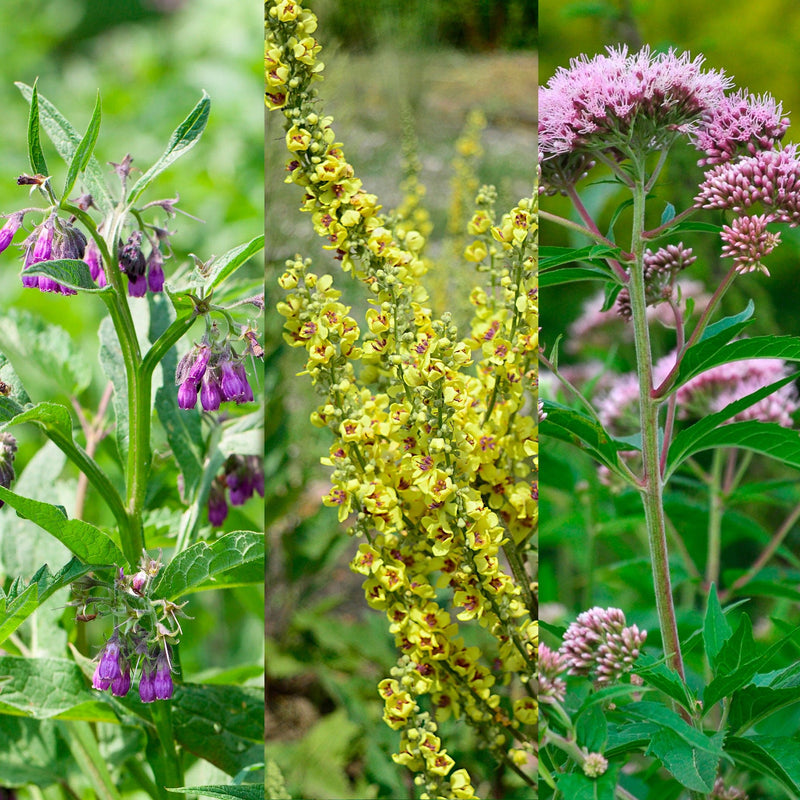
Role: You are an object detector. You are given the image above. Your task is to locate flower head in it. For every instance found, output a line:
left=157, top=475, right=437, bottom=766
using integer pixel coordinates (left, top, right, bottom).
left=696, top=144, right=800, bottom=225
left=720, top=214, right=781, bottom=275
left=538, top=643, right=567, bottom=703
left=539, top=45, right=730, bottom=162
left=560, top=606, right=646, bottom=687
left=693, top=90, right=789, bottom=166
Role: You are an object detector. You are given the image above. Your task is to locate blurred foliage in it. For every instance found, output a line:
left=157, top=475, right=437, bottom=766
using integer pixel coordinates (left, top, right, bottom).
left=307, top=0, right=537, bottom=52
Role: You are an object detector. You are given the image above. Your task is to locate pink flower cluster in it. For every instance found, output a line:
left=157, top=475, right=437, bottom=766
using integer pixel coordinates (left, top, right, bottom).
left=693, top=90, right=790, bottom=167
left=561, top=606, right=647, bottom=688
left=539, top=46, right=729, bottom=161
left=540, top=607, right=646, bottom=701
left=676, top=356, right=799, bottom=427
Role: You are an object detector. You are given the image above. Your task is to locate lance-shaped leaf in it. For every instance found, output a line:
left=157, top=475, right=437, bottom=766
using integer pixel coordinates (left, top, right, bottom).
left=704, top=584, right=733, bottom=675
left=0, top=558, right=92, bottom=646
left=200, top=235, right=265, bottom=293
left=0, top=486, right=123, bottom=565
left=16, top=82, right=114, bottom=214
left=126, top=92, right=211, bottom=204
left=62, top=90, right=102, bottom=202
left=23, top=258, right=110, bottom=293
left=167, top=786, right=264, bottom=800
left=26, top=79, right=48, bottom=178
left=540, top=244, right=625, bottom=271
left=666, top=374, right=800, bottom=480
left=671, top=332, right=800, bottom=395
left=725, top=735, right=800, bottom=794
left=0, top=401, right=128, bottom=532
left=540, top=399, right=635, bottom=476
left=0, top=350, right=30, bottom=424
left=152, top=531, right=264, bottom=601
left=540, top=264, right=616, bottom=288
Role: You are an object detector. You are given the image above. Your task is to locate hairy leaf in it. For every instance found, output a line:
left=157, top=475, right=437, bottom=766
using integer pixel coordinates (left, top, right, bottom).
left=62, top=90, right=102, bottom=201
left=152, top=531, right=264, bottom=600
left=704, top=584, right=733, bottom=675
left=127, top=92, right=211, bottom=204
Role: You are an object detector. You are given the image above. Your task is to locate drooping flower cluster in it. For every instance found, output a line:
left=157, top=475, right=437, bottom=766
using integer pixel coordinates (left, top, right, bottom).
left=175, top=337, right=255, bottom=411
left=560, top=606, right=646, bottom=688
left=92, top=631, right=174, bottom=703
left=74, top=551, right=187, bottom=703
left=207, top=454, right=265, bottom=526
left=18, top=215, right=86, bottom=295
left=0, top=432, right=18, bottom=507
left=116, top=229, right=166, bottom=296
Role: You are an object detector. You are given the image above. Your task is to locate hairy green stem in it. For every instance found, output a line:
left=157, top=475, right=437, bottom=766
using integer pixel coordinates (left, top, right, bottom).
left=628, top=169, right=685, bottom=681
left=705, top=449, right=725, bottom=591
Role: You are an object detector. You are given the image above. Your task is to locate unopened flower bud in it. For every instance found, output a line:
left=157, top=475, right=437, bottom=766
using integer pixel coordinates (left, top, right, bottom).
left=200, top=371, right=222, bottom=412
left=0, top=212, right=24, bottom=254
left=139, top=666, right=156, bottom=703
left=118, top=231, right=146, bottom=278
left=177, top=379, right=198, bottom=410
left=147, top=247, right=165, bottom=293
left=128, top=272, right=147, bottom=297
left=0, top=433, right=18, bottom=508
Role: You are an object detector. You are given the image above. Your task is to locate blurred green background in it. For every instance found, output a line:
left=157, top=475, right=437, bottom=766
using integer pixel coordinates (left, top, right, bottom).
left=265, top=2, right=536, bottom=798
left=0, top=0, right=264, bottom=790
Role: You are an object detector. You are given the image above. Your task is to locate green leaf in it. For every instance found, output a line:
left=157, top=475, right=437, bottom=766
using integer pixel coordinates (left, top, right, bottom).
left=540, top=265, right=616, bottom=288
left=0, top=485, right=123, bottom=565
left=0, top=717, right=68, bottom=786
left=540, top=399, right=635, bottom=475
left=623, top=701, right=725, bottom=757
left=576, top=704, right=608, bottom=752
left=0, top=350, right=31, bottom=423
left=23, top=258, right=110, bottom=293
left=16, top=83, right=114, bottom=214
left=99, top=315, right=130, bottom=464
left=554, top=763, right=620, bottom=800
left=152, top=531, right=264, bottom=600
left=0, top=656, right=104, bottom=718
left=171, top=683, right=264, bottom=777
left=703, top=615, right=782, bottom=711
left=127, top=92, right=211, bottom=204
left=201, top=235, right=265, bottom=293
left=671, top=333, right=800, bottom=393
left=155, top=385, right=203, bottom=496
left=728, top=683, right=800, bottom=734
left=704, top=584, right=733, bottom=674
left=724, top=735, right=800, bottom=794
left=62, top=91, right=102, bottom=202
left=634, top=653, right=694, bottom=711
left=0, top=558, right=91, bottom=646
left=0, top=311, right=91, bottom=399
left=605, top=197, right=634, bottom=241
left=540, top=244, right=625, bottom=271
left=26, top=79, right=49, bottom=178
left=167, top=786, right=263, bottom=800
left=669, top=419, right=800, bottom=482
left=646, top=728, right=720, bottom=792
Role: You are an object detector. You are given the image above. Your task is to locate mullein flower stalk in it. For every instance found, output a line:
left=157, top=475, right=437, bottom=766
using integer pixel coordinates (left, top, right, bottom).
left=269, top=0, right=537, bottom=791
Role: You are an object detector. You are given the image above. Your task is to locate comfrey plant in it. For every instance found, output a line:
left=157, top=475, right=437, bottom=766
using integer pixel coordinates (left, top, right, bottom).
left=267, top=1, right=537, bottom=797
left=0, top=83, right=264, bottom=795
left=540, top=45, right=800, bottom=797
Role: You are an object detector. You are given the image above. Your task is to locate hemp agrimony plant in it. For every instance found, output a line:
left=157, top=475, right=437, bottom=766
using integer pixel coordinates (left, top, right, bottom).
left=0, top=82, right=264, bottom=796
left=540, top=46, right=800, bottom=798
left=266, top=1, right=537, bottom=797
